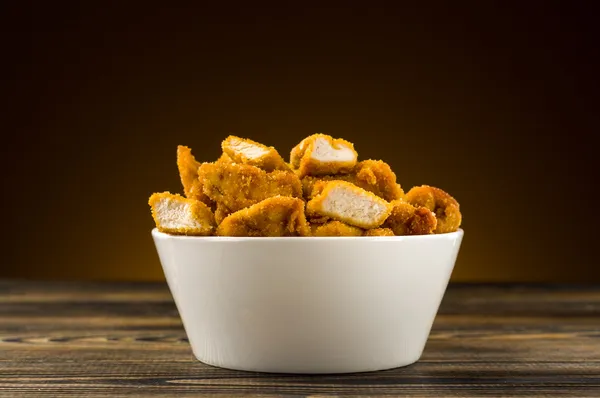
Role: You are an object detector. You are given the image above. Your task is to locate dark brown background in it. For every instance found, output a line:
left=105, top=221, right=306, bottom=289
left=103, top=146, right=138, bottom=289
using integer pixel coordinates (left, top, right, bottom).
left=1, top=3, right=597, bottom=282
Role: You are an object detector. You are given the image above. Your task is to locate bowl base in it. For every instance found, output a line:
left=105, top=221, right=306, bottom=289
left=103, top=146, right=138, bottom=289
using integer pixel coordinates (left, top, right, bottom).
left=194, top=354, right=421, bottom=374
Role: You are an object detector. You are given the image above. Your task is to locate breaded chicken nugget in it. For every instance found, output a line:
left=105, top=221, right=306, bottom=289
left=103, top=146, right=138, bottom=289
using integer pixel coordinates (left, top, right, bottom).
left=176, top=145, right=212, bottom=206
left=363, top=228, right=395, bottom=236
left=148, top=192, right=215, bottom=236
left=353, top=160, right=404, bottom=202
left=198, top=162, right=302, bottom=213
left=300, top=160, right=403, bottom=202
left=222, top=135, right=289, bottom=171
left=404, top=185, right=461, bottom=233
left=291, top=134, right=358, bottom=177
left=216, top=196, right=310, bottom=237
left=306, top=181, right=392, bottom=229
left=311, top=221, right=363, bottom=237
left=383, top=200, right=437, bottom=236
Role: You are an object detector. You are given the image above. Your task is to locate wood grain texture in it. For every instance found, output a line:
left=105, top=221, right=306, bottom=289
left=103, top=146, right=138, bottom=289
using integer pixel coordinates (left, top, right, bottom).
left=1, top=281, right=599, bottom=397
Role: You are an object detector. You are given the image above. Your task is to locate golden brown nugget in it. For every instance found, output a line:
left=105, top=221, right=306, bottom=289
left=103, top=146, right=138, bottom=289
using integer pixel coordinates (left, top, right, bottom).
left=290, top=134, right=358, bottom=177
left=306, top=181, right=392, bottom=229
left=222, top=135, right=289, bottom=171
left=353, top=160, right=404, bottom=202
left=383, top=200, right=437, bottom=236
left=222, top=135, right=288, bottom=171
left=148, top=192, right=215, bottom=236
left=404, top=185, right=461, bottom=233
left=311, top=221, right=363, bottom=237
left=363, top=228, right=395, bottom=237
left=198, top=162, right=302, bottom=213
left=176, top=146, right=212, bottom=206
left=216, top=196, right=310, bottom=237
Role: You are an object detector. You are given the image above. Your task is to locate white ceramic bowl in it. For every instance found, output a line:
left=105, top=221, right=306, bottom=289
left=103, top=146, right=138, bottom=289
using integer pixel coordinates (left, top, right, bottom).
left=152, top=228, right=463, bottom=374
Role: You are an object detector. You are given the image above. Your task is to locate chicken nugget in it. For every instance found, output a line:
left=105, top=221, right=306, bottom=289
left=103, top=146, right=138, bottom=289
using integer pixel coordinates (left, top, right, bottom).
left=176, top=145, right=212, bottom=206
left=383, top=200, right=437, bottom=236
left=353, top=160, right=404, bottom=202
left=404, top=185, right=461, bottom=233
left=222, top=135, right=289, bottom=171
left=198, top=162, right=302, bottom=213
left=216, top=196, right=310, bottom=237
left=290, top=134, right=358, bottom=177
left=148, top=192, right=215, bottom=236
left=311, top=221, right=363, bottom=237
left=306, top=181, right=392, bottom=229
left=363, top=228, right=395, bottom=236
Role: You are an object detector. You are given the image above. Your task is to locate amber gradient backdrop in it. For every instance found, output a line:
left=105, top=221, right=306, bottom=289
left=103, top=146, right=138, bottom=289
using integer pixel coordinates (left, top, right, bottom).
left=1, top=3, right=597, bottom=282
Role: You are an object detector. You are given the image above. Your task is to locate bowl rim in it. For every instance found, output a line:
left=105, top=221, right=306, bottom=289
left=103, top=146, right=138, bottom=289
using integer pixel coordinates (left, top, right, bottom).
left=151, top=228, right=464, bottom=242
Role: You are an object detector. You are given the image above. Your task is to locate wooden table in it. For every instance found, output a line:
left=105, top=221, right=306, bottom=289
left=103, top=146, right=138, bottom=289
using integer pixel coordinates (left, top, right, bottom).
left=1, top=281, right=599, bottom=397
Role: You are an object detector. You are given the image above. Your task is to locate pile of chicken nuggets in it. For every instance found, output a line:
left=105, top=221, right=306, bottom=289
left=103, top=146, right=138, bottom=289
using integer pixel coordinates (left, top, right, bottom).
left=148, top=134, right=462, bottom=237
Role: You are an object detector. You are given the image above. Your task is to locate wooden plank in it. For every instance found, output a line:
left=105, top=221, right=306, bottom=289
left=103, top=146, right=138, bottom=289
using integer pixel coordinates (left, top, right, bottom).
left=1, top=281, right=599, bottom=397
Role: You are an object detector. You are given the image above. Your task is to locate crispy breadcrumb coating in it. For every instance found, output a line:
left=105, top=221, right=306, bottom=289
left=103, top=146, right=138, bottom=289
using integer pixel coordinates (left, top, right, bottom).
left=222, top=135, right=289, bottom=171
left=363, top=228, right=395, bottom=236
left=149, top=192, right=215, bottom=236
left=311, top=221, right=363, bottom=237
left=307, top=214, right=331, bottom=224
left=198, top=162, right=302, bottom=213
left=306, top=181, right=392, bottom=229
left=216, top=196, right=310, bottom=237
left=404, top=185, right=461, bottom=233
left=290, top=134, right=358, bottom=177
left=353, top=160, right=404, bottom=201
left=217, top=152, right=233, bottom=163
left=176, top=146, right=212, bottom=206
left=383, top=200, right=437, bottom=236
left=301, top=175, right=356, bottom=199
left=214, top=204, right=230, bottom=225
